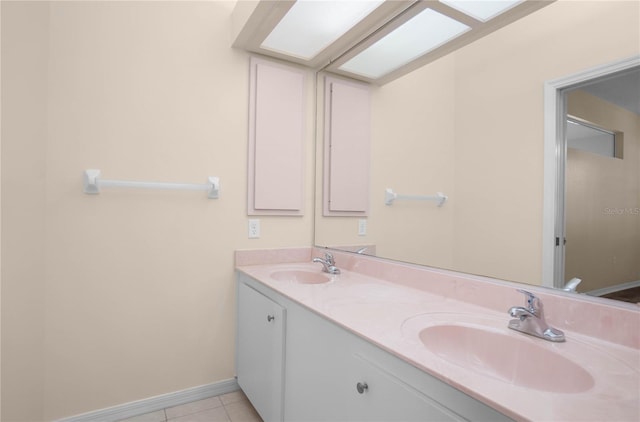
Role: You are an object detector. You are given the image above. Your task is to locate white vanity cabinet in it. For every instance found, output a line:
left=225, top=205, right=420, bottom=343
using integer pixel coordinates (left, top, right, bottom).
left=236, top=282, right=286, bottom=422
left=236, top=274, right=512, bottom=422
left=345, top=353, right=463, bottom=421
left=284, top=298, right=459, bottom=421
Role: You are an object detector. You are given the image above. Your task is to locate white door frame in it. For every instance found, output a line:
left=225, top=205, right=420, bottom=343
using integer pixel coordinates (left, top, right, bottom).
left=542, top=55, right=640, bottom=288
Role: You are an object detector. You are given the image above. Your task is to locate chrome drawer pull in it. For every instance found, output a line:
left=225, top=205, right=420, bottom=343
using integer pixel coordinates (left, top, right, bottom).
left=356, top=382, right=368, bottom=394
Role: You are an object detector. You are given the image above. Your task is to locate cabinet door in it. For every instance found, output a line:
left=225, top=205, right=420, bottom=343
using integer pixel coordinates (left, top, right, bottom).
left=323, top=76, right=370, bottom=216
left=248, top=57, right=305, bottom=215
left=348, top=354, right=462, bottom=422
left=283, top=300, right=353, bottom=421
left=237, top=282, right=286, bottom=422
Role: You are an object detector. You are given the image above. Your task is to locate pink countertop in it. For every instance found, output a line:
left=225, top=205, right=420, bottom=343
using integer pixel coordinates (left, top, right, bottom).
left=235, top=247, right=640, bottom=422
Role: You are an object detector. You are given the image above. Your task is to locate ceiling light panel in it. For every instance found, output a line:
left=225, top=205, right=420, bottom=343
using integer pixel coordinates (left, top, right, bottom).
left=338, top=8, right=470, bottom=79
left=439, top=0, right=525, bottom=22
left=261, top=0, right=385, bottom=60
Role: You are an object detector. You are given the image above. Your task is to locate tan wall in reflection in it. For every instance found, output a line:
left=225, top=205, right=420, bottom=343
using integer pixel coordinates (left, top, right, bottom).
left=565, top=90, right=640, bottom=292
left=316, top=0, right=640, bottom=284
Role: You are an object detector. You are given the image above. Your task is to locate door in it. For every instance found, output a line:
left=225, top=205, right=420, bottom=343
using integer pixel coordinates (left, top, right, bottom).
left=237, top=282, right=286, bottom=422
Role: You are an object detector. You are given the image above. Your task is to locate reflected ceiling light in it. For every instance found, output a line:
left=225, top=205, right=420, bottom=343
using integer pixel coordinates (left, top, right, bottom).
left=338, top=8, right=470, bottom=79
left=439, top=0, right=525, bottom=22
left=261, top=0, right=385, bottom=60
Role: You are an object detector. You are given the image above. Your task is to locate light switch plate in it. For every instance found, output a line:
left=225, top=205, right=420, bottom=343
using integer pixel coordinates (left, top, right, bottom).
left=248, top=219, right=261, bottom=238
left=358, top=219, right=367, bottom=236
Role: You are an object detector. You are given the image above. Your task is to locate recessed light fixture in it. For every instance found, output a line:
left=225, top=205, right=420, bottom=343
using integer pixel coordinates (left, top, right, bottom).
left=260, top=0, right=385, bottom=60
left=439, top=0, right=525, bottom=22
left=234, top=0, right=553, bottom=84
left=338, top=8, right=470, bottom=79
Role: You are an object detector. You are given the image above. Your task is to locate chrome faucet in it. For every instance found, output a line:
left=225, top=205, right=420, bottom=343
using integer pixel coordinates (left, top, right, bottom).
left=313, top=252, right=340, bottom=274
left=508, top=289, right=565, bottom=342
left=562, top=277, right=582, bottom=292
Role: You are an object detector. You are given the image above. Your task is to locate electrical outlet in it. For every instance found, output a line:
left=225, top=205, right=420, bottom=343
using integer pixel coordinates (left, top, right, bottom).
left=358, top=219, right=367, bottom=236
left=248, top=219, right=260, bottom=239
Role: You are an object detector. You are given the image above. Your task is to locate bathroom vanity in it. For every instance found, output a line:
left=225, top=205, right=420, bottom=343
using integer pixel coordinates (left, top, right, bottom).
left=235, top=248, right=640, bottom=422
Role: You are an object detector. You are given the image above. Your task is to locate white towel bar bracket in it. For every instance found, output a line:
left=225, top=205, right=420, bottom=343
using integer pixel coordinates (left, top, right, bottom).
left=83, top=169, right=220, bottom=199
left=384, top=188, right=447, bottom=207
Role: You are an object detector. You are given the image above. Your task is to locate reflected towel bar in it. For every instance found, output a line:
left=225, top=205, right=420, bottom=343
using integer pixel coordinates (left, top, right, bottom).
left=384, top=188, right=447, bottom=207
left=83, top=169, right=219, bottom=199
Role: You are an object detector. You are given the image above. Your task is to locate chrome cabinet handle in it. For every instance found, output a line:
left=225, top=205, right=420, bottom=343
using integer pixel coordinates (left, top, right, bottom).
left=356, top=382, right=368, bottom=394
left=267, top=315, right=275, bottom=322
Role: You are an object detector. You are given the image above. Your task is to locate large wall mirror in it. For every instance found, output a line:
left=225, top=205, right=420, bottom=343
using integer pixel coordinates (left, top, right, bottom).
left=314, top=0, right=640, bottom=305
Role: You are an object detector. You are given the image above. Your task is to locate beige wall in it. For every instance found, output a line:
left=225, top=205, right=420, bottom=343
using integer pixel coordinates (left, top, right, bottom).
left=453, top=0, right=638, bottom=283
left=1, top=2, right=49, bottom=420
left=565, top=90, right=640, bottom=292
left=369, top=56, right=456, bottom=268
left=0, top=1, right=3, bottom=417
left=2, top=1, right=314, bottom=420
left=451, top=0, right=638, bottom=283
left=318, top=0, right=640, bottom=284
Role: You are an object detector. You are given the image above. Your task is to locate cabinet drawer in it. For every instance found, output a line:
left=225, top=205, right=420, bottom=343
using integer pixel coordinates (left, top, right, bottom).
left=348, top=353, right=463, bottom=422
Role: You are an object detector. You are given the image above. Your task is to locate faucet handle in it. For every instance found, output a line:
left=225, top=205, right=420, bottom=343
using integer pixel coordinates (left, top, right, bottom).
left=516, top=289, right=539, bottom=311
left=324, top=252, right=335, bottom=265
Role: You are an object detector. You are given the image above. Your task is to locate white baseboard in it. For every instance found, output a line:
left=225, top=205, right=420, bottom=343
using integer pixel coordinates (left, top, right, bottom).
left=56, top=378, right=239, bottom=422
left=587, top=279, right=640, bottom=297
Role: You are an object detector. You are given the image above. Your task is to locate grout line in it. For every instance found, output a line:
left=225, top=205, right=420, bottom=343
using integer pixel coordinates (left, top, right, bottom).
left=62, top=380, right=239, bottom=422
left=124, top=392, right=259, bottom=422
left=221, top=402, right=232, bottom=422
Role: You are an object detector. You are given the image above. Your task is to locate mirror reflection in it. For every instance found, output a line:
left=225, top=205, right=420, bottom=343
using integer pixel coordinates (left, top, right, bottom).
left=314, top=0, right=640, bottom=304
left=564, top=73, right=640, bottom=302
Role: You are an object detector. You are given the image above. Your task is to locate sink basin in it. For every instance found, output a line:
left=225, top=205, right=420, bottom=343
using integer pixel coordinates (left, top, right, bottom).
left=419, top=324, right=594, bottom=393
left=270, top=270, right=330, bottom=284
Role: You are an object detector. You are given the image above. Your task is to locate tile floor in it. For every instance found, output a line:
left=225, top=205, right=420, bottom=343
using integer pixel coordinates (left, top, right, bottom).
left=119, top=390, right=263, bottom=422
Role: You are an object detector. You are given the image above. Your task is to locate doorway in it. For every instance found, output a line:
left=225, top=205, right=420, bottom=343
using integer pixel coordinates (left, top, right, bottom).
left=543, top=56, right=640, bottom=302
